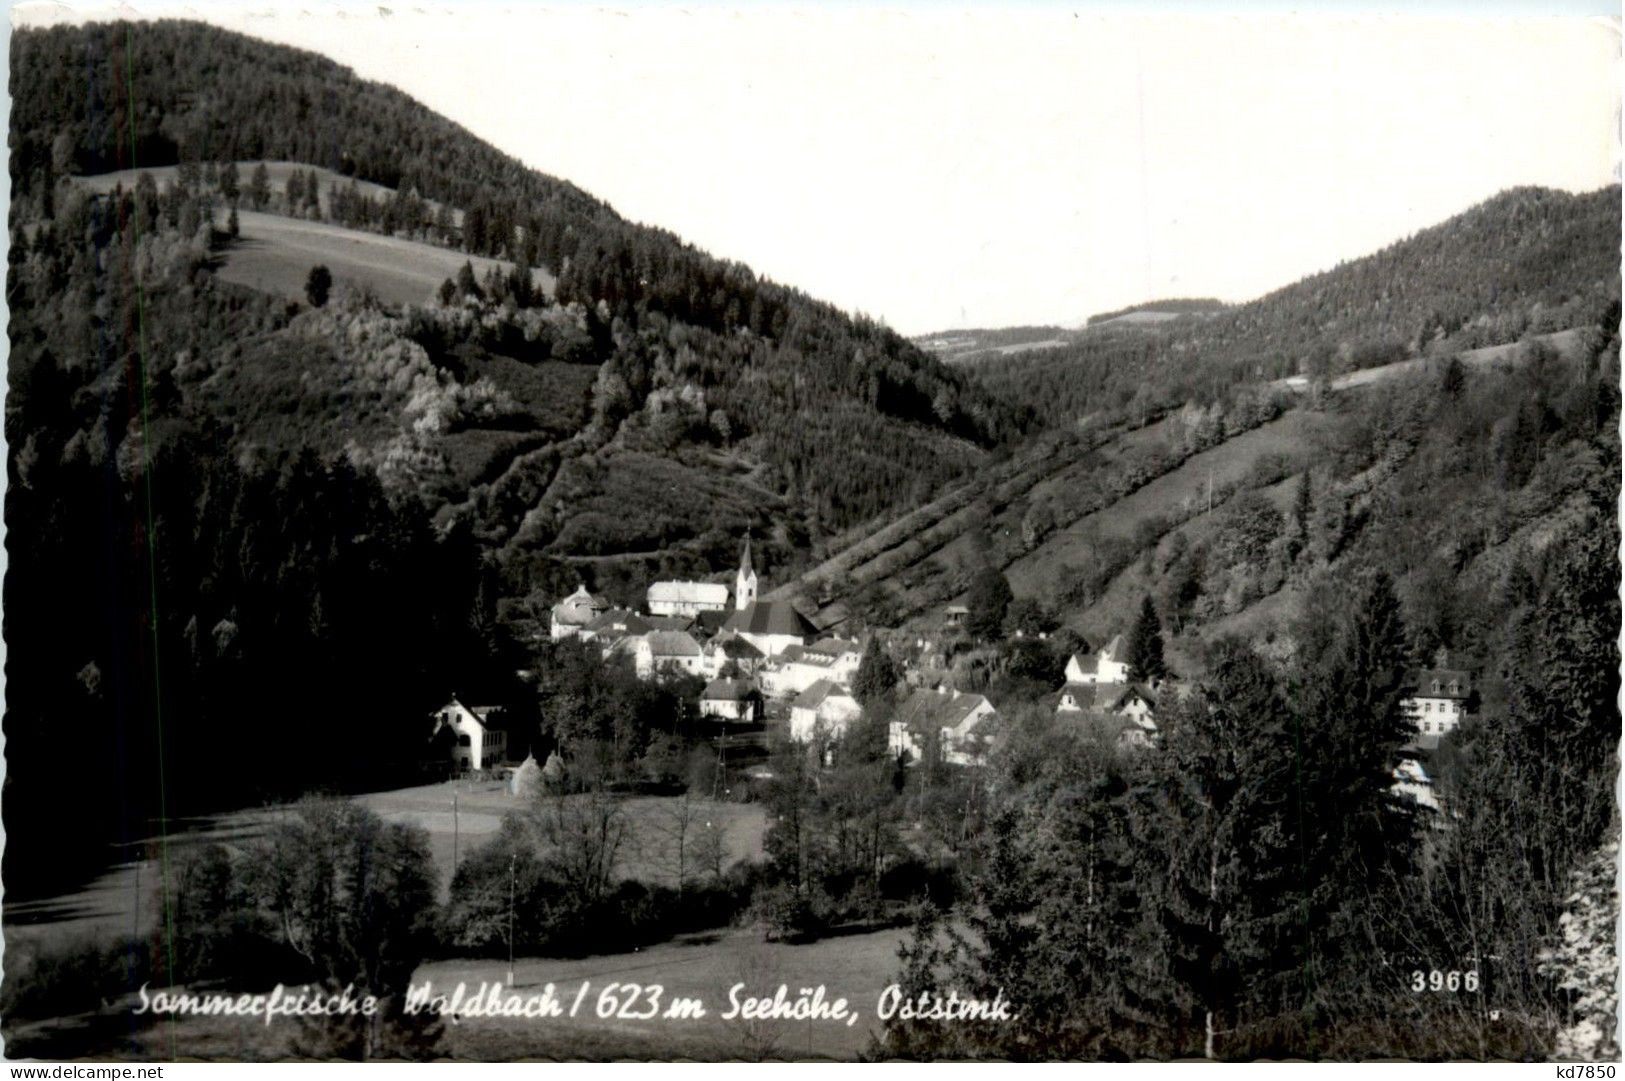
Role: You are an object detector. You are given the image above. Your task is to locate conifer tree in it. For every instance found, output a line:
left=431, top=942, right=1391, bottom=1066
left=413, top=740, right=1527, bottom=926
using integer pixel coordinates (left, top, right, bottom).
left=852, top=637, right=900, bottom=708
left=1287, top=471, right=1312, bottom=562
left=1153, top=640, right=1294, bottom=1058
left=1280, top=571, right=1420, bottom=1025
left=965, top=566, right=1013, bottom=642
left=248, top=161, right=270, bottom=209
left=1125, top=594, right=1166, bottom=683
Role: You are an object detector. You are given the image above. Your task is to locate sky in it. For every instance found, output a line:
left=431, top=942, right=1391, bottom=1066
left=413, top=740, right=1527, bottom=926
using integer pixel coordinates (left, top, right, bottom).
left=11, top=2, right=1622, bottom=335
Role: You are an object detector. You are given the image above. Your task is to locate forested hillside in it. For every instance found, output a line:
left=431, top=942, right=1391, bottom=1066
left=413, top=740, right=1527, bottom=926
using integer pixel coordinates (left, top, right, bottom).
left=10, top=21, right=1025, bottom=549
left=972, top=187, right=1619, bottom=428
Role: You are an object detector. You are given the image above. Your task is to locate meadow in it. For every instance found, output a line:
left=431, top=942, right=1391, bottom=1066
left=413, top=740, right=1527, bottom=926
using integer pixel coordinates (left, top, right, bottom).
left=3, top=782, right=769, bottom=952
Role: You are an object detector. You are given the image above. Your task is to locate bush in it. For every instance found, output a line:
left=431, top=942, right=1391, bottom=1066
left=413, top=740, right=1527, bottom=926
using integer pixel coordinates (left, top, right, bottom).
left=305, top=264, right=332, bottom=307
left=1, top=936, right=152, bottom=1021
left=754, top=882, right=830, bottom=943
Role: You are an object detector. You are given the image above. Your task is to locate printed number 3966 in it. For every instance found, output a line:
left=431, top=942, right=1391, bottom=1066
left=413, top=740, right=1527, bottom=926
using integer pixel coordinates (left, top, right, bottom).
left=1411, top=969, right=1479, bottom=992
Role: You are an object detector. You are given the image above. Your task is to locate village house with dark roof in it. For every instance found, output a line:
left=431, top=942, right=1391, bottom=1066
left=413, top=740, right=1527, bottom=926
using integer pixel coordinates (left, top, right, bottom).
left=580, top=607, right=652, bottom=645
left=550, top=584, right=610, bottom=640
left=1055, top=680, right=1159, bottom=748
left=1402, top=666, right=1475, bottom=745
left=633, top=629, right=706, bottom=679
left=888, top=686, right=1000, bottom=767
left=699, top=677, right=760, bottom=723
left=702, top=632, right=766, bottom=678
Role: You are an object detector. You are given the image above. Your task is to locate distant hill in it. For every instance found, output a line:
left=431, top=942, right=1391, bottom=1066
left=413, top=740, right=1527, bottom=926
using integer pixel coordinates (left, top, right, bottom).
left=1083, top=297, right=1228, bottom=327
left=914, top=326, right=1072, bottom=365
left=779, top=186, right=1619, bottom=644
left=968, top=185, right=1620, bottom=429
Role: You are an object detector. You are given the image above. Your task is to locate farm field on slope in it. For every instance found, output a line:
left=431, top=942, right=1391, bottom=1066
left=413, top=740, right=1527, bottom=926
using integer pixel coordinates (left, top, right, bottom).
left=73, top=165, right=555, bottom=308
left=215, top=209, right=552, bottom=307
left=1002, top=410, right=1322, bottom=599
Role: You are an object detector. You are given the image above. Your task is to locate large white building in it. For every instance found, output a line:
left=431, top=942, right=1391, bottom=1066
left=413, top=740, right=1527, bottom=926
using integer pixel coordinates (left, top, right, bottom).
left=1403, top=667, right=1473, bottom=742
left=431, top=698, right=506, bottom=772
left=647, top=580, right=730, bottom=617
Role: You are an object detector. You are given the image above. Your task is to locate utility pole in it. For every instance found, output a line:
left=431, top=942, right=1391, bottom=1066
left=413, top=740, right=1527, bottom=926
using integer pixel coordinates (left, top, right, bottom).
left=508, top=852, right=517, bottom=987
left=715, top=724, right=728, bottom=801
left=452, top=790, right=459, bottom=877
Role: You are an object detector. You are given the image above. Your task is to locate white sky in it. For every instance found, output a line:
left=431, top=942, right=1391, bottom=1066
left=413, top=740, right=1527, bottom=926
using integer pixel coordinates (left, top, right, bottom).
left=12, top=3, right=1623, bottom=334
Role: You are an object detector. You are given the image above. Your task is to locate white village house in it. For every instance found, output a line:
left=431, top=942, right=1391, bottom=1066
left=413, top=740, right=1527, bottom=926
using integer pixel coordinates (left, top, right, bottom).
left=647, top=580, right=731, bottom=617
left=1064, top=634, right=1131, bottom=685
left=758, top=637, right=863, bottom=698
left=633, top=630, right=707, bottom=679
left=788, top=680, right=863, bottom=743
left=431, top=698, right=506, bottom=772
left=1056, top=680, right=1159, bottom=748
left=699, top=678, right=759, bottom=723
left=888, top=687, right=1000, bottom=767
left=1403, top=667, right=1473, bottom=743
left=550, top=584, right=610, bottom=640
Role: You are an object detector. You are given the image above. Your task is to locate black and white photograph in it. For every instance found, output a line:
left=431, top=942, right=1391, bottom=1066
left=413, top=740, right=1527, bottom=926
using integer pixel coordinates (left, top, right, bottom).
left=1, top=0, right=1620, bottom=1065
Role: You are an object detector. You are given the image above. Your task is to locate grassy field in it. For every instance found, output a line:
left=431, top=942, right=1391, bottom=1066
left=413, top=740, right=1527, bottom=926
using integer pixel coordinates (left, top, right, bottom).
left=216, top=210, right=551, bottom=308
left=1003, top=410, right=1321, bottom=603
left=356, top=780, right=769, bottom=892
left=2, top=782, right=769, bottom=954
left=72, top=163, right=556, bottom=308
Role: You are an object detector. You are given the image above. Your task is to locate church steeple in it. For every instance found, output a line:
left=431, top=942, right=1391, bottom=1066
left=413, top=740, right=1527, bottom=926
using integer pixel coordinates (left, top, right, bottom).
left=735, top=532, right=758, bottom=611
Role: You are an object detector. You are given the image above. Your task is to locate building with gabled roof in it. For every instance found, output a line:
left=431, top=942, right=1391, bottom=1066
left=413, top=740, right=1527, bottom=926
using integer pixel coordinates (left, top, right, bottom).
left=700, top=677, right=760, bottom=723
left=1056, top=680, right=1158, bottom=748
left=888, top=686, right=999, bottom=767
left=1402, top=667, right=1474, bottom=742
left=634, top=630, right=706, bottom=679
left=581, top=607, right=652, bottom=642
left=648, top=580, right=730, bottom=617
left=431, top=697, right=507, bottom=772
left=643, top=613, right=698, bottom=635
left=788, top=680, right=862, bottom=743
left=550, top=584, right=610, bottom=640
left=758, top=636, right=864, bottom=698
left=704, top=632, right=765, bottom=678
left=1064, top=634, right=1129, bottom=685
left=723, top=598, right=817, bottom=659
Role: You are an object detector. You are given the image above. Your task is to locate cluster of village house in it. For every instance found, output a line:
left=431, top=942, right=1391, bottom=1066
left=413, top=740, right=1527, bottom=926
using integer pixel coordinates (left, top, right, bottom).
left=431, top=535, right=1473, bottom=800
